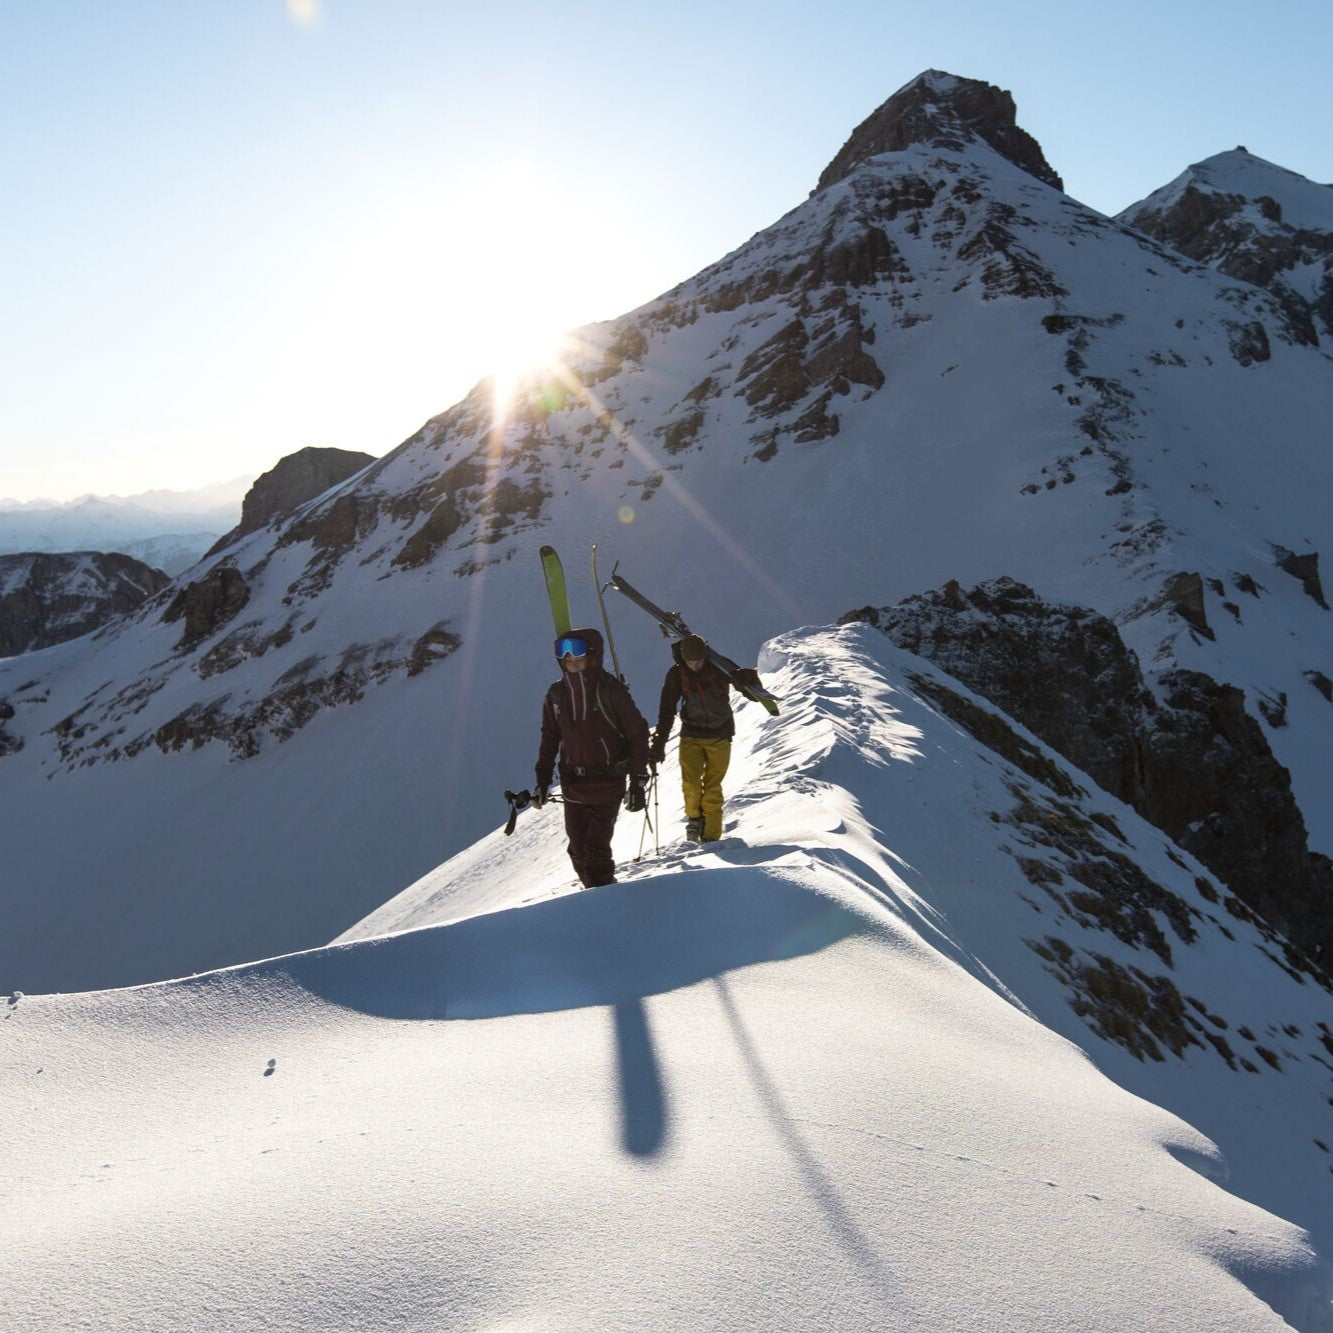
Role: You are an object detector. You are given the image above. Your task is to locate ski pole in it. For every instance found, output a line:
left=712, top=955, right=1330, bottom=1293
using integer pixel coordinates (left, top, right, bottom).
left=635, top=787, right=651, bottom=861
left=591, top=544, right=626, bottom=683
left=635, top=767, right=657, bottom=863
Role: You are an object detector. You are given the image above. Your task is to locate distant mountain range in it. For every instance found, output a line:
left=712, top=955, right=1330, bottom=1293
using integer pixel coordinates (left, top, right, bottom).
left=0, top=477, right=250, bottom=574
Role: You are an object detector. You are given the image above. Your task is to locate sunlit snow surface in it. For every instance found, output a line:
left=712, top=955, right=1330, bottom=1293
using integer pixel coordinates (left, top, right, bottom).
left=5, top=627, right=1330, bottom=1330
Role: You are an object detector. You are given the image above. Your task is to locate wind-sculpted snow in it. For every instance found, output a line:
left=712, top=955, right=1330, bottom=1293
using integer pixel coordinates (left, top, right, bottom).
left=285, top=868, right=868, bottom=1020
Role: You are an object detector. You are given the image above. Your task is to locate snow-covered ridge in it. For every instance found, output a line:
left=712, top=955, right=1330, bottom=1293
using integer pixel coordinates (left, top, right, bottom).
left=5, top=623, right=1331, bottom=1328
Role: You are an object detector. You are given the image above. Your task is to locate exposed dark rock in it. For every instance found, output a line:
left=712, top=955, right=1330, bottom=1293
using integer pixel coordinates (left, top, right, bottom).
left=845, top=576, right=1333, bottom=967
left=279, top=493, right=380, bottom=598
left=700, top=220, right=910, bottom=313
left=660, top=409, right=707, bottom=456
left=815, top=70, right=1063, bottom=195
left=393, top=497, right=467, bottom=570
left=196, top=618, right=297, bottom=680
left=1272, top=545, right=1328, bottom=609
left=408, top=625, right=461, bottom=676
left=1227, top=319, right=1272, bottom=366
left=1143, top=669, right=1332, bottom=961
left=850, top=579, right=1149, bottom=805
left=162, top=565, right=250, bottom=650
left=736, top=302, right=883, bottom=455
left=1028, top=939, right=1221, bottom=1064
left=1159, top=571, right=1213, bottom=638
left=0, top=552, right=171, bottom=655
left=143, top=623, right=459, bottom=760
left=0, top=697, right=21, bottom=757
left=210, top=446, right=374, bottom=555
left=956, top=206, right=1067, bottom=300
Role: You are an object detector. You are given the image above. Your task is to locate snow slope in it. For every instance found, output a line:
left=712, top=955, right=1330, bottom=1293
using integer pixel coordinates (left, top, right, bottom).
left=5, top=624, right=1331, bottom=1329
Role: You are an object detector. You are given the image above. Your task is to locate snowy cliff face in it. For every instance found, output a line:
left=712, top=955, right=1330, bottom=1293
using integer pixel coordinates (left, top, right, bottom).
left=0, top=551, right=170, bottom=657
left=846, top=577, right=1333, bottom=968
left=2, top=70, right=1331, bottom=996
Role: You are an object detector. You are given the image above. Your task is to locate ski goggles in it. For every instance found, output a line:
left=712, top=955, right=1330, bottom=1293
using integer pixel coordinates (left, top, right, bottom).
left=555, top=635, right=589, bottom=659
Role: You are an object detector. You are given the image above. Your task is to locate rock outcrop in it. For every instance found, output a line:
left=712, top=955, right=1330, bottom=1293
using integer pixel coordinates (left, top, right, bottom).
left=210, top=446, right=374, bottom=554
left=161, top=564, right=250, bottom=650
left=844, top=577, right=1333, bottom=967
left=0, top=697, right=21, bottom=756
left=0, top=552, right=171, bottom=655
left=815, top=70, right=1064, bottom=196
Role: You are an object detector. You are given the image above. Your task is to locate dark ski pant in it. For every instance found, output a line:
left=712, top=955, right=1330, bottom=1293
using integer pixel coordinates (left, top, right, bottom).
left=562, top=780, right=623, bottom=887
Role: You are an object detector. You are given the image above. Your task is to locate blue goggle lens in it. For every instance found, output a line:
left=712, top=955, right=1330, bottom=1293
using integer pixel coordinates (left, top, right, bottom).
left=556, top=635, right=588, bottom=658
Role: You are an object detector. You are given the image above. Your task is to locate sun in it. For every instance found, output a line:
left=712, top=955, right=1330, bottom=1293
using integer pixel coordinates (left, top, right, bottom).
left=479, top=310, right=578, bottom=425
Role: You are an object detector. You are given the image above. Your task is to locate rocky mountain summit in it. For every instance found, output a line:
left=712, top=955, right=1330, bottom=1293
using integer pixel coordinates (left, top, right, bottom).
left=0, top=551, right=170, bottom=657
left=208, top=445, right=374, bottom=555
left=815, top=69, right=1063, bottom=195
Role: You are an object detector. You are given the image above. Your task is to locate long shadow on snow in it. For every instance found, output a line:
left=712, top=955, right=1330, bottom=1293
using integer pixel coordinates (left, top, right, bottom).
left=286, top=866, right=866, bottom=1022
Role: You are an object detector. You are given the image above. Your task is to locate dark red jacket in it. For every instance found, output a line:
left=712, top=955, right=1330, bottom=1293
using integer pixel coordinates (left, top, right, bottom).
left=536, top=626, right=649, bottom=789
left=653, top=643, right=759, bottom=744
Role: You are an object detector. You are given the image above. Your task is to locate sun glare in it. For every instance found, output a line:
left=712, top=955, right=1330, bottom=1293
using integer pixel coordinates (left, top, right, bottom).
left=285, top=0, right=320, bottom=26
left=326, top=162, right=645, bottom=447
left=483, top=316, right=576, bottom=424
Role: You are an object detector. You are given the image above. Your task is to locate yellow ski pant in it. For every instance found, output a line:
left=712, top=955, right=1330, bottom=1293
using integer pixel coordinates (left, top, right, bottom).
left=678, top=736, right=731, bottom=841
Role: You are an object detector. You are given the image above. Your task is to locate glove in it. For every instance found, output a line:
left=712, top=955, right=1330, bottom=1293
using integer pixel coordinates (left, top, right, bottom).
left=624, top=776, right=647, bottom=813
left=734, top=667, right=761, bottom=687
left=649, top=737, right=666, bottom=766
left=531, top=784, right=549, bottom=809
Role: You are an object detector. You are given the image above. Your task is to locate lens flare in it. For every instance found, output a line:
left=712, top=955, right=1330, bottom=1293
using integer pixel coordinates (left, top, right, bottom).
left=285, top=0, right=319, bottom=24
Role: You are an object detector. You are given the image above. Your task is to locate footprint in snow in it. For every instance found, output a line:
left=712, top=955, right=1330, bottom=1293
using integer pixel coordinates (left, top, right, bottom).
left=264, top=1059, right=277, bottom=1077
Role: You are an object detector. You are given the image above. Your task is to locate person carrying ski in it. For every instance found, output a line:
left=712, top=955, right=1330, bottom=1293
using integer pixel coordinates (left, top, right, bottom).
left=534, top=625, right=650, bottom=888
left=650, top=634, right=762, bottom=843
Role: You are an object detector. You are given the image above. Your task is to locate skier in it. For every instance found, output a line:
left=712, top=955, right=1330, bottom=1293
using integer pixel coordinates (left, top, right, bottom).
left=649, top=633, right=762, bottom=843
left=534, top=625, right=650, bottom=887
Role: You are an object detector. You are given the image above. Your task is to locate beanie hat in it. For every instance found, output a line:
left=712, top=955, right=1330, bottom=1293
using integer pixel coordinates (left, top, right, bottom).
left=679, top=634, right=707, bottom=660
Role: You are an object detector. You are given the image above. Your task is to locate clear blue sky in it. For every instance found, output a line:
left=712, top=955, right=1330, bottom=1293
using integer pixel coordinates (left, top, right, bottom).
left=3, top=0, right=1329, bottom=501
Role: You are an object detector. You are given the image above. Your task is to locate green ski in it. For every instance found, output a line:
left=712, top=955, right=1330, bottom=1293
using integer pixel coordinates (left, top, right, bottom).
left=540, top=545, right=572, bottom=637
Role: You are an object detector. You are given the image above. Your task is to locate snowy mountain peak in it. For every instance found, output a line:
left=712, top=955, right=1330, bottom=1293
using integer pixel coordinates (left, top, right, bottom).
left=814, top=68, right=1064, bottom=195
left=1120, top=148, right=1333, bottom=344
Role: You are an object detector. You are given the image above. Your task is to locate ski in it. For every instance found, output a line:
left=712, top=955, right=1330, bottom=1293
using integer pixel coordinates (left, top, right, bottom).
left=609, top=568, right=780, bottom=715
left=591, top=543, right=625, bottom=682
left=540, top=545, right=572, bottom=638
